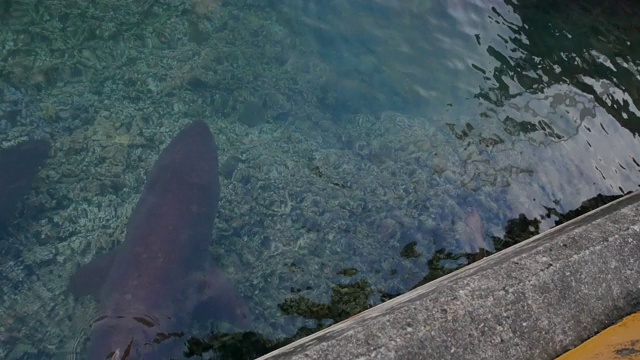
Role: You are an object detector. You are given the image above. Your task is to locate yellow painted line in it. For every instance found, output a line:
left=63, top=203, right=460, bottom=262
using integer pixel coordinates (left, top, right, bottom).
left=556, top=312, right=640, bottom=360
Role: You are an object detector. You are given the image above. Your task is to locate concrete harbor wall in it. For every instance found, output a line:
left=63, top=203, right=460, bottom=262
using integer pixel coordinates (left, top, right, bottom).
left=258, top=191, right=640, bottom=360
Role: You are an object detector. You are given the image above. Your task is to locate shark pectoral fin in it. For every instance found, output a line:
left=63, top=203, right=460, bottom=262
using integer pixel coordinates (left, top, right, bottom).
left=192, top=295, right=252, bottom=331
left=186, top=267, right=252, bottom=330
left=67, top=249, right=118, bottom=298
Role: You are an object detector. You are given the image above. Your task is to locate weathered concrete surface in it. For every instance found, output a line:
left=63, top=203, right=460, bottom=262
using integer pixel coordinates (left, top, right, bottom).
left=258, top=191, right=640, bottom=360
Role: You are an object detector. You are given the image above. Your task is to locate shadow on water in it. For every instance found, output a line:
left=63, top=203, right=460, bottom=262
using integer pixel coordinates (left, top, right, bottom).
left=476, top=0, right=640, bottom=136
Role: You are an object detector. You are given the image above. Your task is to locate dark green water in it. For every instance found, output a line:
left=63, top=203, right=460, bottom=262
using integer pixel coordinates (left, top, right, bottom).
left=0, top=0, right=638, bottom=358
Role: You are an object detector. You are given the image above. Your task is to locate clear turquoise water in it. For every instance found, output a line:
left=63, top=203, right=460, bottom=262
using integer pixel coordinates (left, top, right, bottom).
left=0, top=0, right=638, bottom=358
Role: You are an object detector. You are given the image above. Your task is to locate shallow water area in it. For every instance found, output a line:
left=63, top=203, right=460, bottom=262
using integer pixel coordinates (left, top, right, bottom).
left=0, top=0, right=639, bottom=358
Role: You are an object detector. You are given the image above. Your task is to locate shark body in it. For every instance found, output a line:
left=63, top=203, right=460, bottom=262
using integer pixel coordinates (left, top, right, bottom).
left=69, top=121, right=249, bottom=359
left=0, top=139, right=50, bottom=233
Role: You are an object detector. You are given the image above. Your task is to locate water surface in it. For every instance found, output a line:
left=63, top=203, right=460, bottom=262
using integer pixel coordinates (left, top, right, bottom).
left=0, top=0, right=638, bottom=358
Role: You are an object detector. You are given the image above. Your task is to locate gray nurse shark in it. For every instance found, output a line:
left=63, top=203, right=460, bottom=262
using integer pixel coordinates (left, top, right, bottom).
left=0, top=139, right=50, bottom=234
left=68, top=121, right=250, bottom=359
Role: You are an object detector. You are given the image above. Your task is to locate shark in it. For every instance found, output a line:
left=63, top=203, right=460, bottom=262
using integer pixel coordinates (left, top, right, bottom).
left=68, top=121, right=250, bottom=359
left=0, top=139, right=50, bottom=234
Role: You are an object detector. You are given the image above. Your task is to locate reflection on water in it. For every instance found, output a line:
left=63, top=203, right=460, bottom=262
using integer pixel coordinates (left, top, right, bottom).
left=0, top=0, right=638, bottom=358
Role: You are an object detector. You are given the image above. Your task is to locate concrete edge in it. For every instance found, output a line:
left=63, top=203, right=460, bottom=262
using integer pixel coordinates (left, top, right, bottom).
left=258, top=190, right=640, bottom=359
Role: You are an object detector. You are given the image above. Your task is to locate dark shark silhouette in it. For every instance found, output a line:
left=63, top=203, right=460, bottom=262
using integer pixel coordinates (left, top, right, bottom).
left=0, top=139, right=50, bottom=233
left=69, top=121, right=250, bottom=359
